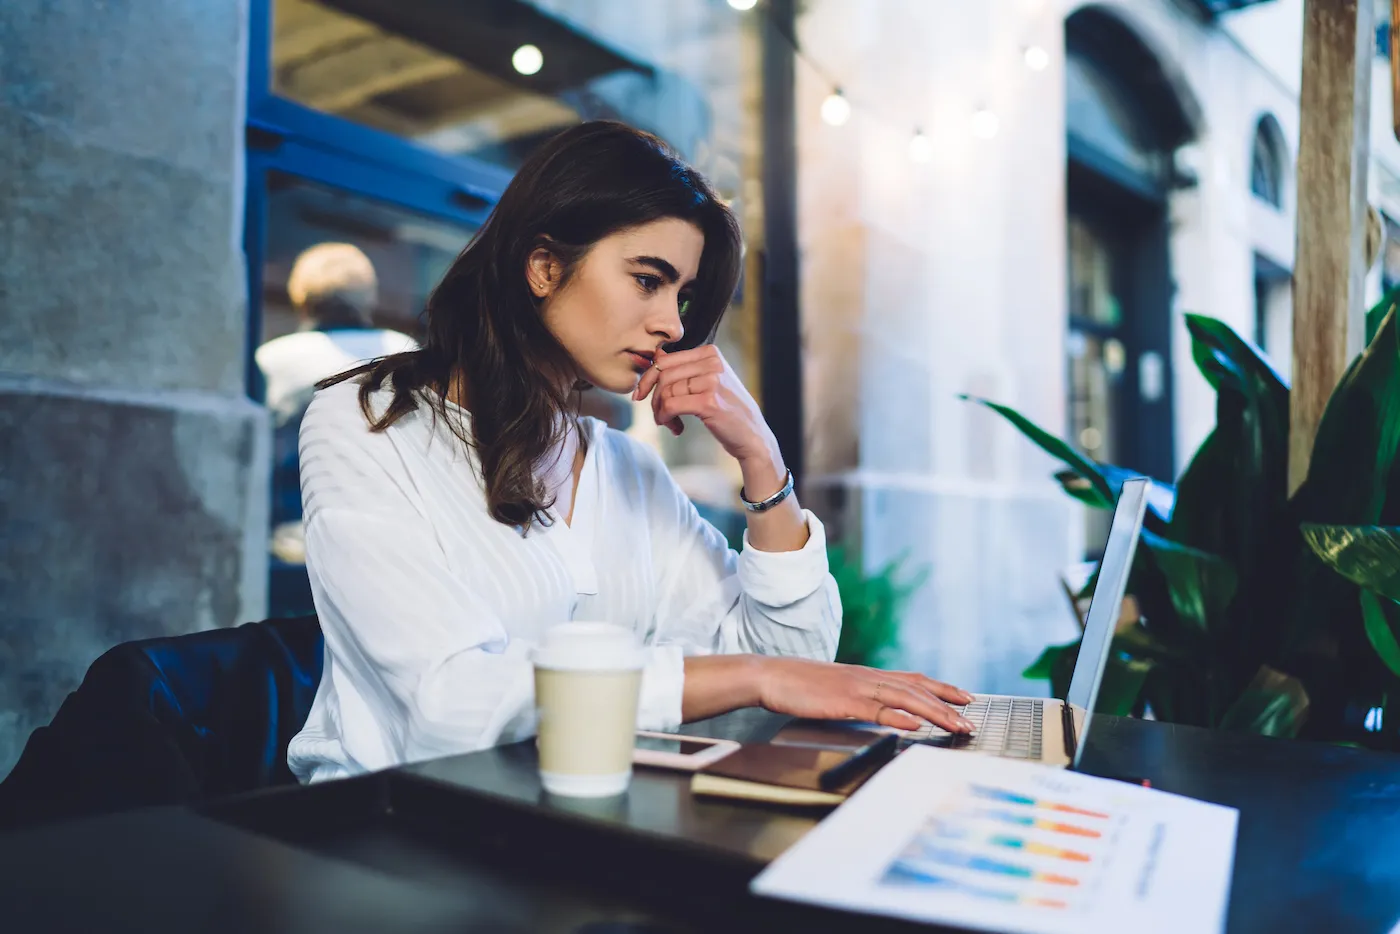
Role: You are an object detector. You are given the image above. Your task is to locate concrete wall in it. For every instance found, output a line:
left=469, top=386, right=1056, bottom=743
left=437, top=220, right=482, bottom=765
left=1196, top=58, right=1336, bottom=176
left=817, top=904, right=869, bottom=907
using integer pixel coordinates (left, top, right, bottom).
left=0, top=1, right=268, bottom=777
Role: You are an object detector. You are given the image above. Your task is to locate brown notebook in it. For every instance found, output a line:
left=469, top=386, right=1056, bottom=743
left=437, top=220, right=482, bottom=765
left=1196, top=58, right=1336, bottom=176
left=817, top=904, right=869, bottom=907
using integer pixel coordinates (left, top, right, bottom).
left=690, top=728, right=895, bottom=807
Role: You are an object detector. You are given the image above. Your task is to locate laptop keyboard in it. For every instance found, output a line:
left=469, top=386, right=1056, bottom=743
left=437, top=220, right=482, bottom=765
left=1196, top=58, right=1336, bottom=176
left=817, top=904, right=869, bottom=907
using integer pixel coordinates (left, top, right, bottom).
left=902, top=697, right=1044, bottom=760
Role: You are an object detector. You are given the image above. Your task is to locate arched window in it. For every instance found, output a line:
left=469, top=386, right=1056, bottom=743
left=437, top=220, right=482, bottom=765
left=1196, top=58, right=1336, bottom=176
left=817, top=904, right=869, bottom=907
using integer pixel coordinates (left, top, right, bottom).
left=1251, top=116, right=1286, bottom=208
left=1065, top=51, right=1166, bottom=191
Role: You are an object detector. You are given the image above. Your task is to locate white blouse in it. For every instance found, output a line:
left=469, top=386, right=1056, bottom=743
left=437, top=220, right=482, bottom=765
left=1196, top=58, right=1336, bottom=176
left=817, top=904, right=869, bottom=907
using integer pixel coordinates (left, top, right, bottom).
left=287, top=379, right=842, bottom=782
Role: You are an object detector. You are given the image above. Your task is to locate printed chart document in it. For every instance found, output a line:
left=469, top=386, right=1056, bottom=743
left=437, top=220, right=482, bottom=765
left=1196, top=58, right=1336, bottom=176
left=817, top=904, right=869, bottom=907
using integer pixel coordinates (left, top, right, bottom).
left=751, top=745, right=1238, bottom=934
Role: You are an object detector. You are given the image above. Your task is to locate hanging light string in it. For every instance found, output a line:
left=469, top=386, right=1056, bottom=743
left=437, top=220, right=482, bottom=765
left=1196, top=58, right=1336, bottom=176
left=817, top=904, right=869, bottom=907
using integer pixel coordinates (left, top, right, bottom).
left=733, top=0, right=1051, bottom=157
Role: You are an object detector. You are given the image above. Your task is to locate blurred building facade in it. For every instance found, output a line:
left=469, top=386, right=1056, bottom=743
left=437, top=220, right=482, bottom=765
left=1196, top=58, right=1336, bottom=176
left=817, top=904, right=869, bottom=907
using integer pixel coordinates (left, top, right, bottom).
left=4, top=0, right=1400, bottom=776
left=796, top=0, right=1400, bottom=694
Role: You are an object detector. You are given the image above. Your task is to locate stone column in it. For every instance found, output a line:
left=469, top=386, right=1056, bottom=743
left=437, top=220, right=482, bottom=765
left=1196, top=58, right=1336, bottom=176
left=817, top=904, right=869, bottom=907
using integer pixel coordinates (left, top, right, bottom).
left=0, top=1, right=267, bottom=776
left=797, top=0, right=1079, bottom=692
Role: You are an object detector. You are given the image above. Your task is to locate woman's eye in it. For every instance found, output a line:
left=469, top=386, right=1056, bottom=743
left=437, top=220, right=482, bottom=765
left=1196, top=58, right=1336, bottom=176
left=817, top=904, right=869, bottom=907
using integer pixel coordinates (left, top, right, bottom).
left=634, top=274, right=662, bottom=293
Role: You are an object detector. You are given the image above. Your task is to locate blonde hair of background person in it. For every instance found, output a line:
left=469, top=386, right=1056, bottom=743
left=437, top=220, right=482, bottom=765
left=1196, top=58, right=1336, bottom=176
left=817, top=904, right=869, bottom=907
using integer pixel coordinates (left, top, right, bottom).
left=287, top=242, right=379, bottom=330
left=286, top=121, right=975, bottom=782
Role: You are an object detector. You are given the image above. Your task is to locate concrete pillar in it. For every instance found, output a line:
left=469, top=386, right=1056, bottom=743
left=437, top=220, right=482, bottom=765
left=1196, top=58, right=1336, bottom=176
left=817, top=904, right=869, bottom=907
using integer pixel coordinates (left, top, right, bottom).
left=797, top=0, right=1078, bottom=693
left=0, top=1, right=267, bottom=776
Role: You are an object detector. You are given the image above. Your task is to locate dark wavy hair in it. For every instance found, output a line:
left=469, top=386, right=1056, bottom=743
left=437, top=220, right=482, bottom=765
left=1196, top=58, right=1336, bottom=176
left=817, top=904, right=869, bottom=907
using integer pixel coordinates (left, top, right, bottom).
left=318, top=121, right=743, bottom=529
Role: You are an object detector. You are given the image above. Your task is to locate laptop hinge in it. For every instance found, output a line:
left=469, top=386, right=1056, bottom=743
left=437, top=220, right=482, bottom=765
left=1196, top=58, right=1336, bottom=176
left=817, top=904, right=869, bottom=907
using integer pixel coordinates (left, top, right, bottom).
left=1060, top=701, right=1077, bottom=764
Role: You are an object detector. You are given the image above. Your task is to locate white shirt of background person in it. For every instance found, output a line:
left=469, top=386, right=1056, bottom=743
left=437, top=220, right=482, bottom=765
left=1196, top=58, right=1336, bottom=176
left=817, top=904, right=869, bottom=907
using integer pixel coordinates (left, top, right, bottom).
left=257, top=242, right=419, bottom=428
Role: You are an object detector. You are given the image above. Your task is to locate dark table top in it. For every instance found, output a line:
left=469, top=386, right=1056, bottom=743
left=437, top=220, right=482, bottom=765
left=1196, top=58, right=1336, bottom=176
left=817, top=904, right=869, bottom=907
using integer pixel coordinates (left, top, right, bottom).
left=382, top=710, right=1400, bottom=934
left=1078, top=716, right=1400, bottom=934
left=3, top=708, right=1399, bottom=934
left=0, top=805, right=559, bottom=934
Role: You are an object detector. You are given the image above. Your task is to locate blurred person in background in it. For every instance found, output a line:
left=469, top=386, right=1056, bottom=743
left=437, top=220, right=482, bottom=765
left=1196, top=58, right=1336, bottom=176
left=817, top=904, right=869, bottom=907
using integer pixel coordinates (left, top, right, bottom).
left=258, top=243, right=417, bottom=564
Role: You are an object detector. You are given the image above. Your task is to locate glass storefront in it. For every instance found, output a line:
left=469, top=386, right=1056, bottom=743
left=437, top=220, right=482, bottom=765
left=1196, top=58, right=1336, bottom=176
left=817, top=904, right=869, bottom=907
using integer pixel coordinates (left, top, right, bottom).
left=259, top=174, right=474, bottom=346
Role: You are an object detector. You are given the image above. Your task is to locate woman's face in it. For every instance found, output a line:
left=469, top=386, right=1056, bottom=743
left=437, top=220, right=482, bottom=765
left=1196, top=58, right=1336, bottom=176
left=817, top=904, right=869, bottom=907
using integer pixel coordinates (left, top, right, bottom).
left=531, top=217, right=703, bottom=395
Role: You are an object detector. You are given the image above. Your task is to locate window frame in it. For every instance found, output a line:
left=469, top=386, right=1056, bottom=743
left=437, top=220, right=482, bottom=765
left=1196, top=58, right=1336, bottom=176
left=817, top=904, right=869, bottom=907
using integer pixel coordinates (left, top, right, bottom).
left=243, top=0, right=509, bottom=399
left=1249, top=116, right=1286, bottom=210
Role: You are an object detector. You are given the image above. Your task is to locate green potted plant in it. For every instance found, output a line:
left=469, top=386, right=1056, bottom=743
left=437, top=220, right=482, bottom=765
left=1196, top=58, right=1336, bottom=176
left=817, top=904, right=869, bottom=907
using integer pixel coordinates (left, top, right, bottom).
left=828, top=546, right=925, bottom=669
left=962, top=291, right=1400, bottom=745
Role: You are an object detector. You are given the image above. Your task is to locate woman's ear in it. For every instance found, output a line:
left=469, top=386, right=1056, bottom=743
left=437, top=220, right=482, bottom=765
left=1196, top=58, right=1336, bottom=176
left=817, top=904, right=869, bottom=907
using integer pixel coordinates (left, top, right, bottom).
left=526, top=243, right=563, bottom=299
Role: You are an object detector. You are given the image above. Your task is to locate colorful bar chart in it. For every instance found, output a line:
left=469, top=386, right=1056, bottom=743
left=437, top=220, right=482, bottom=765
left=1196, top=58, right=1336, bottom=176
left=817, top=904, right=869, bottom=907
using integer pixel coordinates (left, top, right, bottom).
left=923, top=821, right=1093, bottom=863
left=879, top=782, right=1118, bottom=909
left=969, top=784, right=1111, bottom=819
left=884, top=861, right=1069, bottom=910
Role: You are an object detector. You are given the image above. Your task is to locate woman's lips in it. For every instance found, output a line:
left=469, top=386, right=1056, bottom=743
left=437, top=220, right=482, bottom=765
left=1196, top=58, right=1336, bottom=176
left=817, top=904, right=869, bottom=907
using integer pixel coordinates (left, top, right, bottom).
left=626, top=351, right=654, bottom=371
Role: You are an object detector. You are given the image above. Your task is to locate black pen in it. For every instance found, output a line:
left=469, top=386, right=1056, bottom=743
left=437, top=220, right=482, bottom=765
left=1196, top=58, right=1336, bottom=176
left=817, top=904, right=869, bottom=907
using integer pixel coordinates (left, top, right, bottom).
left=817, top=732, right=900, bottom=791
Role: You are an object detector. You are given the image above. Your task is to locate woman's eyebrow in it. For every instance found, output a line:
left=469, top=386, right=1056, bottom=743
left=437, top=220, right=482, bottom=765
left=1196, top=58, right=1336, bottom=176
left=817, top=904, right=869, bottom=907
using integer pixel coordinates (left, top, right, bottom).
left=627, top=255, right=682, bottom=284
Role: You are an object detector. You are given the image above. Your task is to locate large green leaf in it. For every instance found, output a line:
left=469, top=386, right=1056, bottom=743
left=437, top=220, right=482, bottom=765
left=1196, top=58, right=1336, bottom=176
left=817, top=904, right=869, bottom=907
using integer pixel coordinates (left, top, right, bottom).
left=1022, top=639, right=1077, bottom=682
left=1053, top=471, right=1114, bottom=511
left=1218, top=665, right=1309, bottom=737
left=1287, top=308, right=1400, bottom=674
left=1301, top=524, right=1400, bottom=604
left=1358, top=590, right=1400, bottom=680
left=1054, top=466, right=1176, bottom=526
left=1096, top=655, right=1154, bottom=717
left=1024, top=637, right=1153, bottom=716
left=1184, top=313, right=1290, bottom=402
left=960, top=396, right=1115, bottom=508
left=1169, top=317, right=1292, bottom=675
left=1366, top=283, right=1400, bottom=346
left=1295, top=306, right=1400, bottom=525
left=1113, top=623, right=1193, bottom=665
left=1141, top=530, right=1238, bottom=634
left=1172, top=317, right=1289, bottom=560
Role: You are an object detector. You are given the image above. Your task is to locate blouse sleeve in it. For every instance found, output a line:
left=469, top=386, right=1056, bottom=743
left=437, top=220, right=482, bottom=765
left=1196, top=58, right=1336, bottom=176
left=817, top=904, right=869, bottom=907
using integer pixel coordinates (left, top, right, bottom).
left=621, top=438, right=842, bottom=729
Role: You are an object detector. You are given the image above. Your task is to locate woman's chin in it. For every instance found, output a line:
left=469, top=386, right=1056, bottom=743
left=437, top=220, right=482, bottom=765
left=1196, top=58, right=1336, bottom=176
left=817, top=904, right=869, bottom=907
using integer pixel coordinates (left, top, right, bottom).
left=584, top=367, right=639, bottom=396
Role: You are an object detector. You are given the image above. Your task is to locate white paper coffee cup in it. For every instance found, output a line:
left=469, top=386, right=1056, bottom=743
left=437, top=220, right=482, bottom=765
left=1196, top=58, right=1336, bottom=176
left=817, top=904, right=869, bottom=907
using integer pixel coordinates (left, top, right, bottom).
left=532, top=622, right=645, bottom=797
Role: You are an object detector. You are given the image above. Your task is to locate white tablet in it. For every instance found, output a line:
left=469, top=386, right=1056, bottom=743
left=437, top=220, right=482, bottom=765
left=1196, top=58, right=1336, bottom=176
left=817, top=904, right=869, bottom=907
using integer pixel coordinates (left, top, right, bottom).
left=632, top=731, right=741, bottom=771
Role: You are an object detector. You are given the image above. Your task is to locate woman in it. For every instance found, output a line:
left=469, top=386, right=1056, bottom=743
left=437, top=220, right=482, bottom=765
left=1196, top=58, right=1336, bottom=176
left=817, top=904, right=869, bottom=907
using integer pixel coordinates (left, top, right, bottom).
left=288, top=121, right=975, bottom=782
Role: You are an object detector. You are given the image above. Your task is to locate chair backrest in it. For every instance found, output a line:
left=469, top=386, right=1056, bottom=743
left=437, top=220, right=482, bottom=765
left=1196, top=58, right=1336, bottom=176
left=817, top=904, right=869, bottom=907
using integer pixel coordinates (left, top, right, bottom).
left=0, top=616, right=323, bottom=832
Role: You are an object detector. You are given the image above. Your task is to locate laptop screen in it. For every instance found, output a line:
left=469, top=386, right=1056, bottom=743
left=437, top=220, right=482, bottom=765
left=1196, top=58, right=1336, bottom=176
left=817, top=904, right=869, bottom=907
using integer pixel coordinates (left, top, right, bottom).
left=1064, top=477, right=1149, bottom=767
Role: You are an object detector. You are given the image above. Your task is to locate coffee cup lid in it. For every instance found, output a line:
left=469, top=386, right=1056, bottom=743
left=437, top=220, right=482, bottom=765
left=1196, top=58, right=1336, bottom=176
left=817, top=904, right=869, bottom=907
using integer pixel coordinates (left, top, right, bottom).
left=532, top=622, right=645, bottom=672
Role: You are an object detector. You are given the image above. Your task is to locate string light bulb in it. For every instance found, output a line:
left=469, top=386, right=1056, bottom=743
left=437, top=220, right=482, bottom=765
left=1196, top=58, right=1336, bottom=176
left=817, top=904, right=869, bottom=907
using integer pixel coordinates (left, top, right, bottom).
left=971, top=108, right=999, bottom=140
left=512, top=44, right=543, bottom=75
left=909, top=129, right=933, bottom=163
left=820, top=90, right=851, bottom=127
left=727, top=0, right=758, bottom=9
left=1023, top=45, right=1049, bottom=71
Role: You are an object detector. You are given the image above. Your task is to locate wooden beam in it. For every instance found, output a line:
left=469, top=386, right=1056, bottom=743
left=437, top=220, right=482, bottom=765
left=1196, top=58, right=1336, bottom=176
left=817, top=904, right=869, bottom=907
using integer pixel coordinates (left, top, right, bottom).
left=1393, top=0, right=1400, bottom=142
left=1290, top=0, right=1373, bottom=493
left=279, top=33, right=463, bottom=113
left=273, top=0, right=377, bottom=67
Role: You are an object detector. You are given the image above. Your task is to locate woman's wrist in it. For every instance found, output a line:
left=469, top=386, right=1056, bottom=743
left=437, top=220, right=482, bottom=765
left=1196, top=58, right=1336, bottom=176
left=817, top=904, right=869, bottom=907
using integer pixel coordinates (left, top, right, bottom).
left=737, top=446, right=786, bottom=500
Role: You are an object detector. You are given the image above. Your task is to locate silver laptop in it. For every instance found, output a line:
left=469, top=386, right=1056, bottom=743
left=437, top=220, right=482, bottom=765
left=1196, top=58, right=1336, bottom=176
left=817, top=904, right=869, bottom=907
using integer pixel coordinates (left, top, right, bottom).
left=900, top=477, right=1149, bottom=768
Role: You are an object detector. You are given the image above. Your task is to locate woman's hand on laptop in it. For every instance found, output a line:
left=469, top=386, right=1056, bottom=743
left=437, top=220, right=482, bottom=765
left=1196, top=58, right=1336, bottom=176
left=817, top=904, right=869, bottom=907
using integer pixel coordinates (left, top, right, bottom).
left=756, top=658, right=978, bottom=734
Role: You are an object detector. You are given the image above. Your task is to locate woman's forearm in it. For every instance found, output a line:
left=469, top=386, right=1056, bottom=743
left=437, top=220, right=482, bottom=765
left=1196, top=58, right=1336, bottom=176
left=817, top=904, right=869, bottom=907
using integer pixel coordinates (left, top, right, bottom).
left=681, top=654, right=766, bottom=722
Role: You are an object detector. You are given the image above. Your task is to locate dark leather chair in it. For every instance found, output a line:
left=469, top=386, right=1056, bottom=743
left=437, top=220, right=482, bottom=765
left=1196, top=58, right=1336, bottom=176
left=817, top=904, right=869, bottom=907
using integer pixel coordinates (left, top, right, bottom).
left=0, top=616, right=323, bottom=832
